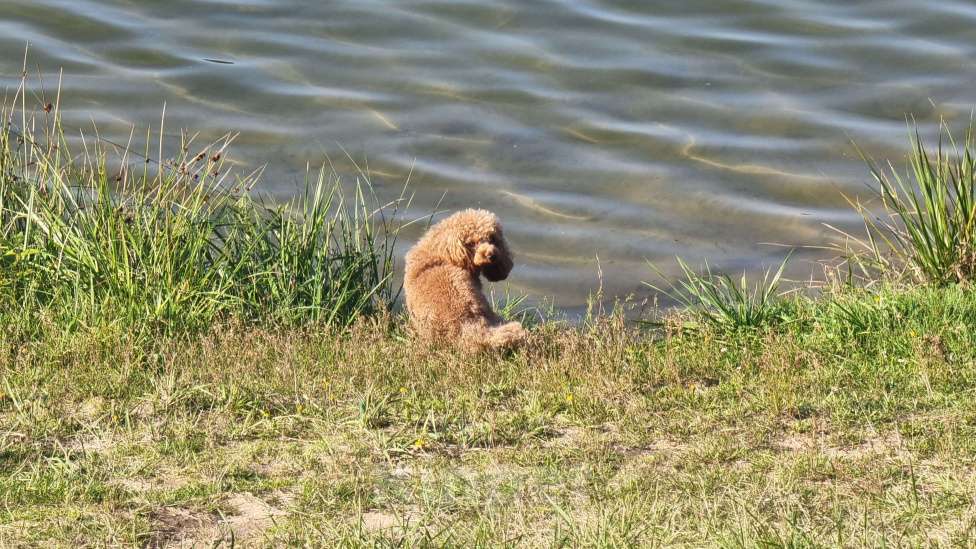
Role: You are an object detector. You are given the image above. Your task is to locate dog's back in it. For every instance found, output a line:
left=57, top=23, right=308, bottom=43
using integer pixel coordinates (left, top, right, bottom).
left=404, top=247, right=488, bottom=340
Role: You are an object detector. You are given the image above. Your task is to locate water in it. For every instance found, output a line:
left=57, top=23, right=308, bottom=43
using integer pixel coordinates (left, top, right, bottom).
left=3, top=0, right=975, bottom=313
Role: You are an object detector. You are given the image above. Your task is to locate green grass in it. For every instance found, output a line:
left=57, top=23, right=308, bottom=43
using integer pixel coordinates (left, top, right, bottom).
left=3, top=73, right=976, bottom=546
left=0, top=78, right=401, bottom=339
left=645, top=254, right=792, bottom=332
left=841, top=121, right=976, bottom=285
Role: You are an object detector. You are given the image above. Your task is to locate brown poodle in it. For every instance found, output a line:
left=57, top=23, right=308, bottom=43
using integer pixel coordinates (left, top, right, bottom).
left=404, top=209, right=526, bottom=351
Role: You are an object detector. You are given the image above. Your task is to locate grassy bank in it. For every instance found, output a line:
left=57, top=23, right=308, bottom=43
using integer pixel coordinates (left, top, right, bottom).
left=4, top=286, right=976, bottom=546
left=3, top=78, right=976, bottom=546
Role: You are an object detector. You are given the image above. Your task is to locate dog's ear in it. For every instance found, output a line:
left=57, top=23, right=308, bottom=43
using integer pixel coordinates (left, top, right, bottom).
left=448, top=236, right=473, bottom=269
left=431, top=229, right=473, bottom=270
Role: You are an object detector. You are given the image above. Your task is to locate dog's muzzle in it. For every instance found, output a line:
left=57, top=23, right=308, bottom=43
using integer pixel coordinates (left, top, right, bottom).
left=482, top=254, right=512, bottom=281
left=473, top=241, right=513, bottom=281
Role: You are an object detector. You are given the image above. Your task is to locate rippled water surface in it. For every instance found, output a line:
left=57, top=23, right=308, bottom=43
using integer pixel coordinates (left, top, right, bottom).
left=3, top=0, right=976, bottom=311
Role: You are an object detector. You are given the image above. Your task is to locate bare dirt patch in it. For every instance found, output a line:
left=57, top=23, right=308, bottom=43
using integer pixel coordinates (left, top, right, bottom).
left=774, top=430, right=906, bottom=460
left=361, top=511, right=400, bottom=532
left=220, top=493, right=289, bottom=539
left=63, top=432, right=115, bottom=454
left=145, top=507, right=217, bottom=548
left=355, top=507, right=422, bottom=533
left=114, top=470, right=190, bottom=495
left=144, top=492, right=294, bottom=547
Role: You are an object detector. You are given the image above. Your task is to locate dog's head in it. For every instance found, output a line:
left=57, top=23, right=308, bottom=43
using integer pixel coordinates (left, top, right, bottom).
left=426, top=209, right=513, bottom=281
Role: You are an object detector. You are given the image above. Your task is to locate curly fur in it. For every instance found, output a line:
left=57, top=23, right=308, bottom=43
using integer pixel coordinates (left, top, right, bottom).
left=404, top=209, right=526, bottom=351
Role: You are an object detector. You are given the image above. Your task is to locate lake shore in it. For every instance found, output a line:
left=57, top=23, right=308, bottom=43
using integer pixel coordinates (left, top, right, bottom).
left=4, top=86, right=976, bottom=545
